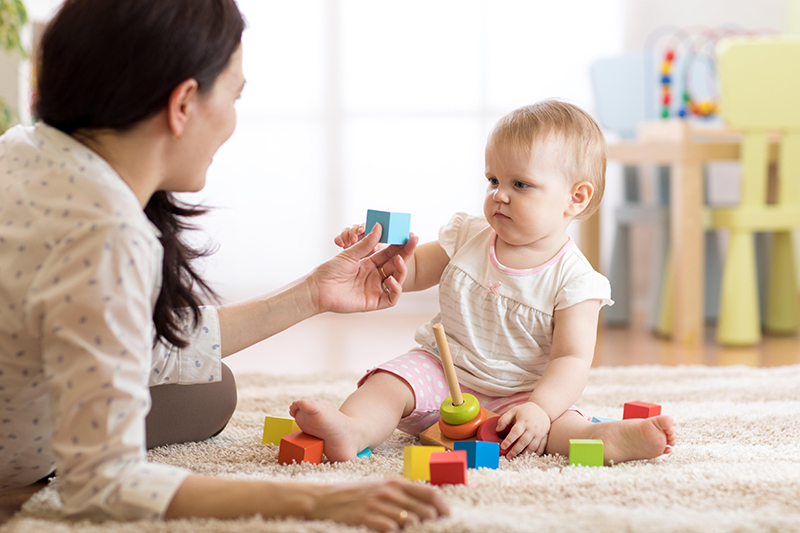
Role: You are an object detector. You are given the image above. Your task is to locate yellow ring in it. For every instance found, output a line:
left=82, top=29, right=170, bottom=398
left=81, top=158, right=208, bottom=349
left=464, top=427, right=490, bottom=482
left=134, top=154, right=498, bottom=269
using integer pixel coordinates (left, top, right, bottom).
left=379, top=266, right=388, bottom=280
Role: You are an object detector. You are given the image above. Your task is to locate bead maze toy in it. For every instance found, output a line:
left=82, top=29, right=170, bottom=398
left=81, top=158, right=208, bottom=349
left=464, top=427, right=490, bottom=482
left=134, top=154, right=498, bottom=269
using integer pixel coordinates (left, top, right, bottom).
left=419, top=323, right=499, bottom=450
left=648, top=25, right=778, bottom=121
left=366, top=209, right=411, bottom=245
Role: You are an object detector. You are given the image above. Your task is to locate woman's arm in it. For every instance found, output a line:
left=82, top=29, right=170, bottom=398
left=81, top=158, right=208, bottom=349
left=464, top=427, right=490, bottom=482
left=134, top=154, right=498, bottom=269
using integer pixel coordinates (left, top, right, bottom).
left=166, top=474, right=449, bottom=531
left=216, top=224, right=418, bottom=357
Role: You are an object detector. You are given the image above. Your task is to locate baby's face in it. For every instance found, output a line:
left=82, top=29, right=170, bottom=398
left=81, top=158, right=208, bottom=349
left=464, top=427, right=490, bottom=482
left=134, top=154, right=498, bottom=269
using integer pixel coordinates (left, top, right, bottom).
left=483, top=138, right=574, bottom=249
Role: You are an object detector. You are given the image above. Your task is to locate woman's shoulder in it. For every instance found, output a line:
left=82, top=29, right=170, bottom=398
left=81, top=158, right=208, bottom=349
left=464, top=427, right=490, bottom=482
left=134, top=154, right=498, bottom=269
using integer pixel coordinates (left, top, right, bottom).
left=1, top=124, right=158, bottom=271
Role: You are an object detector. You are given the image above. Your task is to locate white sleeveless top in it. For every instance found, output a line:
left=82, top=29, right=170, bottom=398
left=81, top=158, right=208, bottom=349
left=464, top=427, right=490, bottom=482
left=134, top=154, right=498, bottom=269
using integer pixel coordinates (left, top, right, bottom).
left=414, top=213, right=612, bottom=396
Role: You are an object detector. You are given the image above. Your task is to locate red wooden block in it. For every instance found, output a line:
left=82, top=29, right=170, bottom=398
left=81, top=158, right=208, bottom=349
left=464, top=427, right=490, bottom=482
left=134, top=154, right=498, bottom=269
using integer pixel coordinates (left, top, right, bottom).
left=476, top=416, right=510, bottom=457
left=623, top=401, right=662, bottom=419
left=429, top=450, right=468, bottom=486
left=279, top=431, right=324, bottom=465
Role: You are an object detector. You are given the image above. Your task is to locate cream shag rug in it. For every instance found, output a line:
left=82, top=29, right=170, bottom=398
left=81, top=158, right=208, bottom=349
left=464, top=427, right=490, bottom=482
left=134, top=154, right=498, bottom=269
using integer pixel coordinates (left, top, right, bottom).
left=5, top=365, right=800, bottom=533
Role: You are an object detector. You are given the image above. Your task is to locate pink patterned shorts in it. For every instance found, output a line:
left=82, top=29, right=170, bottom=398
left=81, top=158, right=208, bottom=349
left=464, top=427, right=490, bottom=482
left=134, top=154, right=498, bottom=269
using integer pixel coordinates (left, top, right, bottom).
left=357, top=350, right=589, bottom=436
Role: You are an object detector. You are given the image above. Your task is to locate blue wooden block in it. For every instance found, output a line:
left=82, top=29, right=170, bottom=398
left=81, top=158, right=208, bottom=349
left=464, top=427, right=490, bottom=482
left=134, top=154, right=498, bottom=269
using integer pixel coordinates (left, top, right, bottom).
left=454, top=440, right=500, bottom=470
left=591, top=416, right=616, bottom=423
left=366, top=209, right=410, bottom=245
left=356, top=448, right=372, bottom=459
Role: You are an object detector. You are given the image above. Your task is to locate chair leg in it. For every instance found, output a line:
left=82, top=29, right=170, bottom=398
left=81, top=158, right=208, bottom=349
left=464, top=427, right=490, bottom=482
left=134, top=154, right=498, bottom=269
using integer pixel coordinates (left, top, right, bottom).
left=755, top=232, right=771, bottom=325
left=717, top=231, right=761, bottom=345
left=703, top=231, right=722, bottom=322
left=655, top=247, right=673, bottom=338
left=647, top=216, right=670, bottom=333
left=655, top=231, right=722, bottom=337
left=766, top=230, right=800, bottom=334
left=604, top=223, right=632, bottom=326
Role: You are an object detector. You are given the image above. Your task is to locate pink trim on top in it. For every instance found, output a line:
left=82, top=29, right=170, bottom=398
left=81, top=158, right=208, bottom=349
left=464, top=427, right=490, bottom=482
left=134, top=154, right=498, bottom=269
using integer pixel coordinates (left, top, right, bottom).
left=489, top=232, right=573, bottom=276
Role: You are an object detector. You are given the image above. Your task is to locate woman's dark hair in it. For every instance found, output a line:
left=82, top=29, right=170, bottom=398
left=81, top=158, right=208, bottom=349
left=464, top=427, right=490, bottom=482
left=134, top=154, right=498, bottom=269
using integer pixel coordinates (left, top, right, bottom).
left=35, top=0, right=245, bottom=347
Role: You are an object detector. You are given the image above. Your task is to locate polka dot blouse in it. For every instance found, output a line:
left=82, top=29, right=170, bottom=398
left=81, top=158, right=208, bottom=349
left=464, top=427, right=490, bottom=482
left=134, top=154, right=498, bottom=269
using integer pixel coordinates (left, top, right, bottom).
left=0, top=124, right=222, bottom=520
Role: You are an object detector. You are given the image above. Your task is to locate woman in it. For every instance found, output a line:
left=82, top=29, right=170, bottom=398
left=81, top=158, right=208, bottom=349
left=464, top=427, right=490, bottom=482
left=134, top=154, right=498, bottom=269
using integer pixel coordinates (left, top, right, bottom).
left=0, top=0, right=448, bottom=530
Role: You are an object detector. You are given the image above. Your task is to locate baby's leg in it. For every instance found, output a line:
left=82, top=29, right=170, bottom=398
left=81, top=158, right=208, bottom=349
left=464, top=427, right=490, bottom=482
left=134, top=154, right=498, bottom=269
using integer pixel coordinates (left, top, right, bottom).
left=290, top=370, right=415, bottom=462
left=545, top=411, right=676, bottom=464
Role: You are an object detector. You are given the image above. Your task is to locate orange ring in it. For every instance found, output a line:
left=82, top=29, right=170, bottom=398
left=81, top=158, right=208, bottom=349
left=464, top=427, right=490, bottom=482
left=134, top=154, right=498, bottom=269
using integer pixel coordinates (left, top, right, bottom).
left=439, top=407, right=487, bottom=440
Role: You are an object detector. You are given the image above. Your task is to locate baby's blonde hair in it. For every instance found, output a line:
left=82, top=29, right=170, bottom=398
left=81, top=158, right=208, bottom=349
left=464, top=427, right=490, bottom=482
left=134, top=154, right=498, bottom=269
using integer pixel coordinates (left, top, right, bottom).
left=487, top=100, right=607, bottom=219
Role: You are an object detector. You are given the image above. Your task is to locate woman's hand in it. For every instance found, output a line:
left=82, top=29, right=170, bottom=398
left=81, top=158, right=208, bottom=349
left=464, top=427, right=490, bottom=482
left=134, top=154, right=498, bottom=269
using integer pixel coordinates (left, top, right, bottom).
left=309, top=223, right=418, bottom=314
left=166, top=474, right=449, bottom=531
left=496, top=401, right=551, bottom=459
left=309, top=478, right=450, bottom=532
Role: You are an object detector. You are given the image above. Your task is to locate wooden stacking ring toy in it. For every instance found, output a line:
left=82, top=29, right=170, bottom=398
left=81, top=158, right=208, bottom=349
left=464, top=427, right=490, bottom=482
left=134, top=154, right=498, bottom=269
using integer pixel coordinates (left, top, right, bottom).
left=477, top=416, right=511, bottom=456
left=431, top=323, right=488, bottom=435
left=439, top=406, right=487, bottom=440
left=440, top=393, right=480, bottom=425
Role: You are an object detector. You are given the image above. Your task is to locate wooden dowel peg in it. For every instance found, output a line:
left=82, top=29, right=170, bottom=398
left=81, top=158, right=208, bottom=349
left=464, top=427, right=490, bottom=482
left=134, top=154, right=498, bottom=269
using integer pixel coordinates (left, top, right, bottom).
left=432, top=323, right=463, bottom=406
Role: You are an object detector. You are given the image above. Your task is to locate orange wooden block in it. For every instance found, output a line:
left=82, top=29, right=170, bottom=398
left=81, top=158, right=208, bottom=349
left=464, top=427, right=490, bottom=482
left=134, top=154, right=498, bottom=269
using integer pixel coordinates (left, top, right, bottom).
left=623, top=401, right=661, bottom=419
left=279, top=431, right=324, bottom=465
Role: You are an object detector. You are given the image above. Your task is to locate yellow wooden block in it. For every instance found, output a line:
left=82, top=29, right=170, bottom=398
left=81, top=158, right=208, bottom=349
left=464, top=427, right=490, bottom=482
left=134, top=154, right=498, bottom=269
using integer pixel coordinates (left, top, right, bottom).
left=262, top=416, right=300, bottom=445
left=403, top=446, right=445, bottom=481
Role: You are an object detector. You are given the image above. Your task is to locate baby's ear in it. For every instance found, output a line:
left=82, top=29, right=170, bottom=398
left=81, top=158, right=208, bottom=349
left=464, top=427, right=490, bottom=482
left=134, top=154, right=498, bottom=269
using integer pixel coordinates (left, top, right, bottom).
left=566, top=181, right=593, bottom=216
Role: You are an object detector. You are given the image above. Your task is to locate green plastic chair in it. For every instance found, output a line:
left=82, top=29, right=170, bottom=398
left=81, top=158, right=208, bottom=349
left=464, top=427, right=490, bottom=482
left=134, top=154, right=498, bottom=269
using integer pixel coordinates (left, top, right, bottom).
left=713, top=37, right=800, bottom=345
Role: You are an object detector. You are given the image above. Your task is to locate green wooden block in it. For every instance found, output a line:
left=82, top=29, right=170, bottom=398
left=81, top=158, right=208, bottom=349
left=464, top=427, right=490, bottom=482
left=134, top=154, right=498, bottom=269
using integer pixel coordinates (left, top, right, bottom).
left=569, top=439, right=604, bottom=467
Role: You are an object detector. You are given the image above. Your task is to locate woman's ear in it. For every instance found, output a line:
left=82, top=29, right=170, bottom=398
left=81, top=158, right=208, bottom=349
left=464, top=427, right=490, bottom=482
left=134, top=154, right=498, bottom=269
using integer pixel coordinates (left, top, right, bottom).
left=566, top=181, right=594, bottom=217
left=167, top=78, right=199, bottom=139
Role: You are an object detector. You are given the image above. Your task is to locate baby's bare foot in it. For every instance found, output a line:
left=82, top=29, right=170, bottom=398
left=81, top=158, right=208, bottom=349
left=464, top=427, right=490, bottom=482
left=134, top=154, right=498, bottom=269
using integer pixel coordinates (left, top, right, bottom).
left=593, top=415, right=676, bottom=464
left=289, top=399, right=362, bottom=462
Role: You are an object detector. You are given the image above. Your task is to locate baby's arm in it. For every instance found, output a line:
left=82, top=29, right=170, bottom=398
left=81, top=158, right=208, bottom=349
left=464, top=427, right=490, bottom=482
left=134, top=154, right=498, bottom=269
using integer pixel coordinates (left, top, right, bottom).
left=402, top=241, right=450, bottom=292
left=497, top=299, right=601, bottom=458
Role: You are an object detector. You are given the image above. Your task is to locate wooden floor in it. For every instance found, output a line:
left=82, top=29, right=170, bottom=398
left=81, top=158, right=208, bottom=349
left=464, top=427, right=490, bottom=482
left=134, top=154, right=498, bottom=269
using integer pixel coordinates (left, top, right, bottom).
left=3, top=305, right=799, bottom=523
left=223, top=300, right=800, bottom=376
left=596, top=317, right=800, bottom=368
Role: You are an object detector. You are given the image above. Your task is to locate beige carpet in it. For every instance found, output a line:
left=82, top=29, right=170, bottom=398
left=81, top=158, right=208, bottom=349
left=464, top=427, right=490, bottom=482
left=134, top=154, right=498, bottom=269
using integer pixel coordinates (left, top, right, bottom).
left=5, top=364, right=800, bottom=533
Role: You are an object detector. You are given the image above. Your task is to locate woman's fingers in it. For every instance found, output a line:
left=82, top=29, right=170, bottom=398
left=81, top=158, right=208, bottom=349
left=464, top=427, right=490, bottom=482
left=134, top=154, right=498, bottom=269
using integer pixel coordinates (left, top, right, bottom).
left=311, top=479, right=449, bottom=532
left=369, top=233, right=418, bottom=270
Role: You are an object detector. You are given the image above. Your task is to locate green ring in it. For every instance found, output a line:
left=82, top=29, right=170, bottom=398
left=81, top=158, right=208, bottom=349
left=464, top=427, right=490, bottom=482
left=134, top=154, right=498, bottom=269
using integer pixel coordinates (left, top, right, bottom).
left=439, top=393, right=480, bottom=425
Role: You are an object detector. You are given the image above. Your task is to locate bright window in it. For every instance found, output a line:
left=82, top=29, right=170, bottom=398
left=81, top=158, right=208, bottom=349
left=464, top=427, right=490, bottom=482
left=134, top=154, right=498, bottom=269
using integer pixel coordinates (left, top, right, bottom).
left=185, top=0, right=625, bottom=301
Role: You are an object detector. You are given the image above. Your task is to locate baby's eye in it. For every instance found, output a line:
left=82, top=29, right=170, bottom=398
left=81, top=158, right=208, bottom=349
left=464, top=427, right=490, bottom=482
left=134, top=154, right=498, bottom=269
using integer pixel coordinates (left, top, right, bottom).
left=487, top=177, right=499, bottom=186
left=514, top=181, right=531, bottom=189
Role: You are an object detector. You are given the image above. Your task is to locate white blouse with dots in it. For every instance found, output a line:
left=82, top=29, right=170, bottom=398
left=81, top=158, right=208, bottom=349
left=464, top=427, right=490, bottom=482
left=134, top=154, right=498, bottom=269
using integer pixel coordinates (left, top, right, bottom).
left=0, top=124, right=222, bottom=520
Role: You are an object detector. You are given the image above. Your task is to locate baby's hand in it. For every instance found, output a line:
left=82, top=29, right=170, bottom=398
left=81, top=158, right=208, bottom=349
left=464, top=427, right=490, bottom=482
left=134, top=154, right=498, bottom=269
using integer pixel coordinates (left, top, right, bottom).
left=334, top=223, right=366, bottom=249
left=496, top=402, right=551, bottom=459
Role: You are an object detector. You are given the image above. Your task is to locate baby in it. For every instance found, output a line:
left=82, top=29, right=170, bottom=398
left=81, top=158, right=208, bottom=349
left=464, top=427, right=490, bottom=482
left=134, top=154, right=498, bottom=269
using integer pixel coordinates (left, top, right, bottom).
left=291, top=100, right=675, bottom=463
